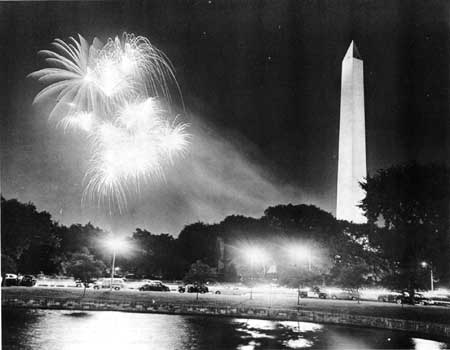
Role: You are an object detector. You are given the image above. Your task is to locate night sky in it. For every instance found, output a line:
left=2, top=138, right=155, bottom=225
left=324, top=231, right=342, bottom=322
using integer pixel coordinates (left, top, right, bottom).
left=2, top=1, right=449, bottom=236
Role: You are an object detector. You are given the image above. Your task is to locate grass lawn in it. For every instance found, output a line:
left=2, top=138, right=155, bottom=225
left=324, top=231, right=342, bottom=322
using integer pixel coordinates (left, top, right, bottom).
left=3, top=287, right=450, bottom=325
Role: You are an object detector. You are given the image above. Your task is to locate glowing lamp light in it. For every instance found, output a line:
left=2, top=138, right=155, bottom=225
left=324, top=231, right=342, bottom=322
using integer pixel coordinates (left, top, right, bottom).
left=287, top=245, right=311, bottom=261
left=106, top=237, right=125, bottom=252
left=287, top=244, right=313, bottom=271
left=105, top=236, right=127, bottom=291
left=421, top=261, right=428, bottom=268
left=245, top=247, right=267, bottom=265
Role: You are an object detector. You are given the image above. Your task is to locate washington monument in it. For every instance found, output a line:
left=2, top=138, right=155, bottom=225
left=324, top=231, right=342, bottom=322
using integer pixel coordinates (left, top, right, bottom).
left=336, top=41, right=367, bottom=223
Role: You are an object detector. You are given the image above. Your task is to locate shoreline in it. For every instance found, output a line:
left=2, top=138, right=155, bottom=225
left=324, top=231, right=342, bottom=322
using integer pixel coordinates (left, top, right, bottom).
left=3, top=287, right=450, bottom=339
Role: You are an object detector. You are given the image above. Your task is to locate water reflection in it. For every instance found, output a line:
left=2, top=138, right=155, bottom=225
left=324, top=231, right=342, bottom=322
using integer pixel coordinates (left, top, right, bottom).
left=2, top=308, right=449, bottom=350
left=63, top=312, right=91, bottom=318
left=412, top=338, right=448, bottom=350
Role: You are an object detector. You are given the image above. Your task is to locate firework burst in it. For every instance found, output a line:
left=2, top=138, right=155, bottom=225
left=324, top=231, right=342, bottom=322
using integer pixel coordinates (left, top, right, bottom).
left=30, top=33, right=189, bottom=212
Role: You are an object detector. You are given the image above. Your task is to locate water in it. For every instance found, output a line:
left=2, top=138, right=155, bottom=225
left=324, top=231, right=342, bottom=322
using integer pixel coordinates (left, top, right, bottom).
left=2, top=308, right=449, bottom=349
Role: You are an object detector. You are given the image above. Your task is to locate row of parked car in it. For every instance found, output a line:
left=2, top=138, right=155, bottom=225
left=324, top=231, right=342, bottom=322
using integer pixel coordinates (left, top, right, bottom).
left=376, top=291, right=432, bottom=305
left=1, top=274, right=36, bottom=287
left=140, top=281, right=218, bottom=294
left=4, top=273, right=449, bottom=306
left=377, top=290, right=450, bottom=306
left=299, top=287, right=360, bottom=300
left=73, top=278, right=171, bottom=291
left=77, top=278, right=215, bottom=294
left=2, top=273, right=218, bottom=295
left=298, top=286, right=450, bottom=306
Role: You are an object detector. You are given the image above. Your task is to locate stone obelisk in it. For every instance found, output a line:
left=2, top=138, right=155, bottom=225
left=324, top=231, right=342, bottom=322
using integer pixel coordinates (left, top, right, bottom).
left=336, top=41, right=367, bottom=223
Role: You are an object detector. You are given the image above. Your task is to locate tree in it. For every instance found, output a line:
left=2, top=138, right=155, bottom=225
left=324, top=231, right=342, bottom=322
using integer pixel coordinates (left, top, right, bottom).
left=278, top=267, right=321, bottom=289
left=122, top=229, right=183, bottom=279
left=361, top=162, right=450, bottom=290
left=1, top=197, right=61, bottom=274
left=223, top=263, right=239, bottom=282
left=264, top=204, right=338, bottom=239
left=55, top=223, right=109, bottom=262
left=331, top=261, right=371, bottom=303
left=184, top=260, right=216, bottom=283
left=178, top=223, right=219, bottom=268
left=183, top=260, right=216, bottom=300
left=64, top=251, right=106, bottom=296
left=1, top=254, right=17, bottom=274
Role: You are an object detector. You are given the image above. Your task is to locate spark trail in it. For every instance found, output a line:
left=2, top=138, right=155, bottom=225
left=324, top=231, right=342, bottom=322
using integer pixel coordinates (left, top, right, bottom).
left=30, top=33, right=189, bottom=212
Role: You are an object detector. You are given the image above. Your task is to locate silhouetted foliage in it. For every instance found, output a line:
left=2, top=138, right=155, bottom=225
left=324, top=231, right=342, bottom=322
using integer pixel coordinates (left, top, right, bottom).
left=56, top=223, right=107, bottom=256
left=64, top=251, right=106, bottom=296
left=121, top=229, right=183, bottom=279
left=1, top=254, right=17, bottom=274
left=331, top=261, right=371, bottom=303
left=183, top=260, right=216, bottom=284
left=3, top=164, right=448, bottom=291
left=1, top=198, right=60, bottom=274
left=361, top=162, right=450, bottom=289
left=178, top=222, right=219, bottom=267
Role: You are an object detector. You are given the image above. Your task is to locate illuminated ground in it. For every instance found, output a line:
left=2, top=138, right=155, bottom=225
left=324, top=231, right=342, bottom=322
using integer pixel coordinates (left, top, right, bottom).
left=2, top=287, right=450, bottom=325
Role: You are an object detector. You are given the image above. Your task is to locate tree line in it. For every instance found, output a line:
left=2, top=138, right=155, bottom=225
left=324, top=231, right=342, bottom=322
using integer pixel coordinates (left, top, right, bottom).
left=2, top=162, right=449, bottom=291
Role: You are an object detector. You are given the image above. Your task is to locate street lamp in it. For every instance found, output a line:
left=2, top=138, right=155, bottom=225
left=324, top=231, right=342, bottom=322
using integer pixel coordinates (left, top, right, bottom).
left=245, top=247, right=267, bottom=300
left=421, top=261, right=434, bottom=291
left=106, top=237, right=125, bottom=291
left=287, top=244, right=314, bottom=305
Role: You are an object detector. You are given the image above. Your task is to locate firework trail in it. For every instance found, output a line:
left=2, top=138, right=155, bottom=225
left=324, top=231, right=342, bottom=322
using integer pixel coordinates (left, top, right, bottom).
left=29, top=33, right=189, bottom=212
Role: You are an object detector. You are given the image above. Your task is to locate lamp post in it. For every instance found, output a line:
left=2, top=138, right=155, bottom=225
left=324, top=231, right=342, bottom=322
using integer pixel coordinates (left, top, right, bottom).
left=288, top=245, right=313, bottom=304
left=250, top=257, right=254, bottom=300
left=110, top=247, right=116, bottom=291
left=421, top=261, right=434, bottom=291
left=245, top=247, right=266, bottom=300
left=107, top=237, right=124, bottom=291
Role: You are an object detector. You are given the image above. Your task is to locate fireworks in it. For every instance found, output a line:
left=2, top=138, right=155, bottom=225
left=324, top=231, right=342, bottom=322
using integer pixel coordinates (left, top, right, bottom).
left=29, top=33, right=189, bottom=211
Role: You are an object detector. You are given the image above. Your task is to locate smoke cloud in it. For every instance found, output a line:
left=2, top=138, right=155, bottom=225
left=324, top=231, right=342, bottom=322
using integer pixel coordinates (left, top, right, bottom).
left=97, top=113, right=306, bottom=235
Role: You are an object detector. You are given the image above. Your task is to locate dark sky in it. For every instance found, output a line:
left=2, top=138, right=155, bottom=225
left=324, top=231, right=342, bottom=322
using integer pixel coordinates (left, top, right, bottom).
left=2, top=1, right=449, bottom=236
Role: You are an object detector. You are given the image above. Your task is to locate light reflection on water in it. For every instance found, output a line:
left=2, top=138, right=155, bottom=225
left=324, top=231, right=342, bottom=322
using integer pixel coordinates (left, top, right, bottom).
left=412, top=338, right=448, bottom=350
left=2, top=308, right=449, bottom=350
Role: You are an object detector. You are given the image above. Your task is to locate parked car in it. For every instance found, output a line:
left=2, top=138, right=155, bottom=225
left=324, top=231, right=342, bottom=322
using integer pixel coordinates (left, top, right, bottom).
left=377, top=291, right=402, bottom=303
left=299, top=286, right=321, bottom=298
left=396, top=291, right=434, bottom=305
left=319, top=288, right=360, bottom=300
left=205, top=282, right=222, bottom=295
left=178, top=283, right=209, bottom=294
left=2, top=273, right=18, bottom=286
left=139, top=281, right=170, bottom=292
left=427, top=295, right=450, bottom=307
left=93, top=278, right=125, bottom=291
left=75, top=279, right=96, bottom=288
left=19, top=275, right=36, bottom=287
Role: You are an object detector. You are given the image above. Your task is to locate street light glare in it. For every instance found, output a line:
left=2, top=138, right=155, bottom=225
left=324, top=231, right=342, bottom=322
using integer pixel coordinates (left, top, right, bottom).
left=106, top=237, right=126, bottom=251
left=288, top=245, right=311, bottom=261
left=421, top=261, right=428, bottom=268
left=245, top=247, right=267, bottom=264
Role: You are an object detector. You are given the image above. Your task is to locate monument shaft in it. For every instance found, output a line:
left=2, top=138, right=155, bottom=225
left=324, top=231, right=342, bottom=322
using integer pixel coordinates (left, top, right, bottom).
left=336, top=41, right=367, bottom=223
